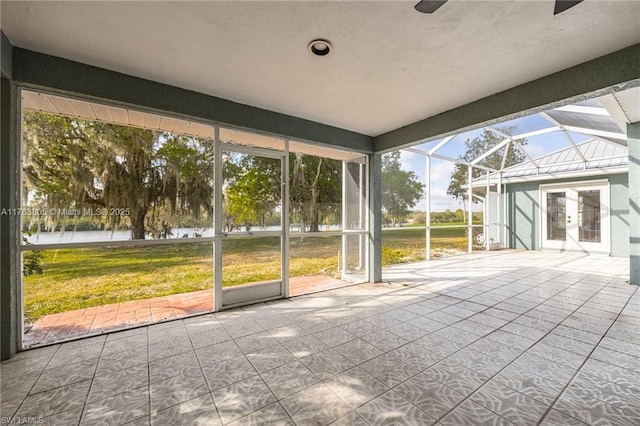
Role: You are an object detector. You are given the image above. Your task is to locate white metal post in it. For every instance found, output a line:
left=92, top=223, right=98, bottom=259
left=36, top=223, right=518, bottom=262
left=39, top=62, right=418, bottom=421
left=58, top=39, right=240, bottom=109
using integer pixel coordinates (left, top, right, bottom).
left=213, top=127, right=223, bottom=311
left=282, top=140, right=290, bottom=298
left=468, top=165, right=473, bottom=254
left=358, top=162, right=364, bottom=270
left=485, top=172, right=490, bottom=250
left=426, top=155, right=431, bottom=261
left=341, top=161, right=348, bottom=276
left=498, top=173, right=503, bottom=248
left=16, top=89, right=25, bottom=350
left=364, top=156, right=371, bottom=282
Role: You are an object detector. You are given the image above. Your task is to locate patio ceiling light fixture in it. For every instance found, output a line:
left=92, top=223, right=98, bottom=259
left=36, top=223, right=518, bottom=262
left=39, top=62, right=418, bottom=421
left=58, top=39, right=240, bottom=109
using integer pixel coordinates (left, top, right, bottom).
left=308, top=39, right=332, bottom=56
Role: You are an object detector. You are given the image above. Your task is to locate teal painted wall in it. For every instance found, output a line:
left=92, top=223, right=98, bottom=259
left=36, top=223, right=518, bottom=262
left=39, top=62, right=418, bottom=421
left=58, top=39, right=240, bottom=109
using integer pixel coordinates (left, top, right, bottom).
left=1, top=31, right=12, bottom=79
left=628, top=122, right=640, bottom=284
left=506, top=173, right=629, bottom=257
left=0, top=77, right=19, bottom=360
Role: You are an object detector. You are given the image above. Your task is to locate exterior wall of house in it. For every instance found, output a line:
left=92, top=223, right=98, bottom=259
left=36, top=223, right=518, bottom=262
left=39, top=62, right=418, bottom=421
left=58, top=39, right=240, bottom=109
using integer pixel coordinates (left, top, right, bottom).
left=506, top=173, right=629, bottom=257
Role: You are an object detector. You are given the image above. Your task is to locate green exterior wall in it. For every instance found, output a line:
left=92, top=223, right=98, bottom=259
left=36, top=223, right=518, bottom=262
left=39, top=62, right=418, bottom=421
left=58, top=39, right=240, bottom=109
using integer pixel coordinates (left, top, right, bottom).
left=368, top=154, right=382, bottom=282
left=1, top=77, right=20, bottom=360
left=628, top=122, right=640, bottom=285
left=1, top=31, right=13, bottom=79
left=506, top=173, right=629, bottom=257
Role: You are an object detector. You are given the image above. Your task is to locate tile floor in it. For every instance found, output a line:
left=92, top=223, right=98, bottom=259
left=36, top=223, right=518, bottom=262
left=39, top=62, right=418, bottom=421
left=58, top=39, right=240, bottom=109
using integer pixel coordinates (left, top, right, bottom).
left=2, top=250, right=638, bottom=425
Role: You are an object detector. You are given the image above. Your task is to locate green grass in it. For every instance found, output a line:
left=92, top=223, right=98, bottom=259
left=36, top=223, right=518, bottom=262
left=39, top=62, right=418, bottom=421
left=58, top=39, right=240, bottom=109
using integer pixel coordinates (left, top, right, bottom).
left=23, top=228, right=471, bottom=321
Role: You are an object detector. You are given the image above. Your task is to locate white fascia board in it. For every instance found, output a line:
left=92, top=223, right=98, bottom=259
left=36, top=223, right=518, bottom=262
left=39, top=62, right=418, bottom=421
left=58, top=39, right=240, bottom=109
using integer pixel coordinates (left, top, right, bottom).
left=469, top=165, right=628, bottom=188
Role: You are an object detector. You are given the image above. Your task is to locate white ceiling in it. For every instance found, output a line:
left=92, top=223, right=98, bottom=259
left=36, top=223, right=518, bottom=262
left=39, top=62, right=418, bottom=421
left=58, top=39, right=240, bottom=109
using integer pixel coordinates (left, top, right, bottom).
left=2, top=1, right=639, bottom=136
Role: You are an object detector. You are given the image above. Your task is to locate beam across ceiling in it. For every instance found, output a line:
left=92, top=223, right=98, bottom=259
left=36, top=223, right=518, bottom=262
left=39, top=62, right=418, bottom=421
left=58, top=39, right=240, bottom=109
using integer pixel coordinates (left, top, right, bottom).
left=374, top=43, right=640, bottom=153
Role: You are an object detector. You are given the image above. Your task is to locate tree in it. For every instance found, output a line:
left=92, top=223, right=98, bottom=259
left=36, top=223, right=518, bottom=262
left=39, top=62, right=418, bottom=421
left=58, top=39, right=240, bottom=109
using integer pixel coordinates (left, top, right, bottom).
left=223, top=152, right=342, bottom=233
left=381, top=151, right=425, bottom=226
left=447, top=127, right=526, bottom=215
left=23, top=111, right=213, bottom=239
left=412, top=211, right=427, bottom=225
left=290, top=153, right=341, bottom=232
left=25, top=111, right=345, bottom=237
left=222, top=153, right=281, bottom=231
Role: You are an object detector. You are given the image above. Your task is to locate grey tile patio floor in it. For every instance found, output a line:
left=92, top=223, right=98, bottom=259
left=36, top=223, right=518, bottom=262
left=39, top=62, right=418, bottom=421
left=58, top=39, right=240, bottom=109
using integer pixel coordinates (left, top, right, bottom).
left=2, top=250, right=638, bottom=425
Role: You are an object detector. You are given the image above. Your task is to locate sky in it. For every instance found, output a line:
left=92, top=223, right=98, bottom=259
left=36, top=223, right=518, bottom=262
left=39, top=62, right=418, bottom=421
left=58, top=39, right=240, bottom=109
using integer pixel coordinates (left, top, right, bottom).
left=396, top=113, right=595, bottom=212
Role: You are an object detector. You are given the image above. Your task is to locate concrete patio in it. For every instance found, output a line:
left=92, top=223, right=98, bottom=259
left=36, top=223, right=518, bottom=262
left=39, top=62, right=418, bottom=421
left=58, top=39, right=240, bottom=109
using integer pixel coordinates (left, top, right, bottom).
left=2, top=250, right=638, bottom=425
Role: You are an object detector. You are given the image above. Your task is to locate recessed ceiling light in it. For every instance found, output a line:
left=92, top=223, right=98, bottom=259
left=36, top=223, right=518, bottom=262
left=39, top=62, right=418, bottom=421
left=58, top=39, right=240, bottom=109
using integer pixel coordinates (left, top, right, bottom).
left=308, top=39, right=332, bottom=56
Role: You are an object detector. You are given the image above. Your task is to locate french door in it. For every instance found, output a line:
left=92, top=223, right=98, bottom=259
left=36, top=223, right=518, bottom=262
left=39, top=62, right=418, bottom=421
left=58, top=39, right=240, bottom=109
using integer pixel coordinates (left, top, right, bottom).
left=214, top=143, right=286, bottom=309
left=540, top=181, right=610, bottom=253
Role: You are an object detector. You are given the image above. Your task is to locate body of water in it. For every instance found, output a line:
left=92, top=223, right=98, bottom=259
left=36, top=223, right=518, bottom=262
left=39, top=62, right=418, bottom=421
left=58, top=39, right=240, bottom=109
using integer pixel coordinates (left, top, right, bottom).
left=24, top=224, right=342, bottom=245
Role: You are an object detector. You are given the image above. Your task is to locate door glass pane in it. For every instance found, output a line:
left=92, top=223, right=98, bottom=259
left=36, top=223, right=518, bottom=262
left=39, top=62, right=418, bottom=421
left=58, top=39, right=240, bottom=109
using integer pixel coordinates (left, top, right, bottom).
left=222, top=152, right=282, bottom=233
left=344, top=234, right=367, bottom=280
left=221, top=150, right=282, bottom=291
left=222, top=237, right=281, bottom=287
left=546, top=192, right=566, bottom=240
left=578, top=190, right=601, bottom=242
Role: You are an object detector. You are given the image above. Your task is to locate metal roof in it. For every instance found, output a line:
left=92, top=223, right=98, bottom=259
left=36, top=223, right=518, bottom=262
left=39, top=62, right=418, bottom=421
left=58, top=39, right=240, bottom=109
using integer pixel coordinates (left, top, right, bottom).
left=498, top=139, right=627, bottom=181
left=406, top=87, right=635, bottom=187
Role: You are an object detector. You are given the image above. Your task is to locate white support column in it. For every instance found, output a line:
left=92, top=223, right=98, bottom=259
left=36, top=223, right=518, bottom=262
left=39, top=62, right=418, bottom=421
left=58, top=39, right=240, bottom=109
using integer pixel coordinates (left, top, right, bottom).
left=485, top=172, right=490, bottom=250
left=358, top=162, right=365, bottom=270
left=497, top=173, right=503, bottom=248
left=341, top=162, right=347, bottom=276
left=426, top=155, right=431, bottom=261
left=282, top=140, right=290, bottom=298
left=468, top=165, right=473, bottom=254
left=213, top=127, right=223, bottom=311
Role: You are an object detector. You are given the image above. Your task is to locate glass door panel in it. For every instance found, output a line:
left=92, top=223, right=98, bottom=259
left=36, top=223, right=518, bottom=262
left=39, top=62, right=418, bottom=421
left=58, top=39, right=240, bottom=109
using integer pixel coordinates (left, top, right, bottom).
left=343, top=234, right=367, bottom=282
left=546, top=192, right=567, bottom=241
left=218, top=148, right=284, bottom=308
left=578, top=190, right=601, bottom=242
left=222, top=237, right=281, bottom=286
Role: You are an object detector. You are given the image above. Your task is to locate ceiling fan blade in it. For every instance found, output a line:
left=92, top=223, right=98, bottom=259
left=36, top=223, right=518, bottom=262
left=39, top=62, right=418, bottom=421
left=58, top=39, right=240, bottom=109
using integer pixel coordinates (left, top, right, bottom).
left=414, top=0, right=448, bottom=14
left=554, top=0, right=583, bottom=15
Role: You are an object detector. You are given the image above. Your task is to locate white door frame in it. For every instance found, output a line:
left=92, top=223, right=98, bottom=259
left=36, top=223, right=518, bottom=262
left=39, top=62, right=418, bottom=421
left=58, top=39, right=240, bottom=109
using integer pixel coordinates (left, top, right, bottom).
left=539, top=179, right=611, bottom=254
left=214, top=141, right=287, bottom=310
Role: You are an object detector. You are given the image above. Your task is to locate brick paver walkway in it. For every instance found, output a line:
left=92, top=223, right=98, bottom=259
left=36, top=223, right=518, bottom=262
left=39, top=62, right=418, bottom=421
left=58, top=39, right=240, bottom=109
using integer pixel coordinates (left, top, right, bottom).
left=24, top=275, right=348, bottom=348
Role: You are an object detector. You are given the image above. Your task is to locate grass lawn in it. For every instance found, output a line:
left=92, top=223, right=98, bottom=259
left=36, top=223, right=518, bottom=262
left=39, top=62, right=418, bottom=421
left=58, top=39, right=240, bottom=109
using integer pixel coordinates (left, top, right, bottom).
left=23, top=227, right=472, bottom=320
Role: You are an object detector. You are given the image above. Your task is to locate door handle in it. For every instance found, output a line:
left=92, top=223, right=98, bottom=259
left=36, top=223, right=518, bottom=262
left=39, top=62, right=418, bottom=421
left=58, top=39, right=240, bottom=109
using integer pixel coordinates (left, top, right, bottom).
left=567, top=216, right=571, bottom=224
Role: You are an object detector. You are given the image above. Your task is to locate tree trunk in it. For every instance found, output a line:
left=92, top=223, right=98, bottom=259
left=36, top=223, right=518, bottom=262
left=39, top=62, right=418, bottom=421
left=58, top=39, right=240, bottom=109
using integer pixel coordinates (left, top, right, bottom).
left=462, top=199, right=466, bottom=223
left=308, top=159, right=323, bottom=232
left=130, top=209, right=146, bottom=240
left=309, top=210, right=319, bottom=232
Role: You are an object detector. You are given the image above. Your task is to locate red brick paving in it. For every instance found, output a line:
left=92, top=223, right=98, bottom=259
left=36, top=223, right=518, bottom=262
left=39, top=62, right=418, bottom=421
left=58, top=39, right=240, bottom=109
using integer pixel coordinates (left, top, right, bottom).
left=24, top=275, right=351, bottom=347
